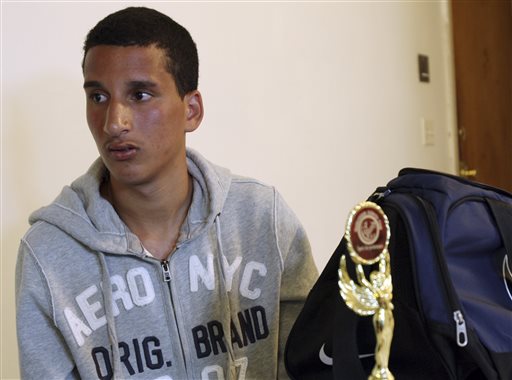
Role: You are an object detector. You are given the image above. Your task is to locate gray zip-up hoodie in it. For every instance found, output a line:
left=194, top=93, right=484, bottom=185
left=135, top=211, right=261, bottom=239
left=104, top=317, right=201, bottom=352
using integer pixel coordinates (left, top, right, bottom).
left=16, top=149, right=318, bottom=380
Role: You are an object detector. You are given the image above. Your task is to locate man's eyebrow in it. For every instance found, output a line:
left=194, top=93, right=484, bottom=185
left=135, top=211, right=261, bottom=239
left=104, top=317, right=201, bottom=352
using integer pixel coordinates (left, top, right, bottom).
left=83, top=80, right=102, bottom=89
left=127, top=80, right=158, bottom=89
left=82, top=80, right=158, bottom=89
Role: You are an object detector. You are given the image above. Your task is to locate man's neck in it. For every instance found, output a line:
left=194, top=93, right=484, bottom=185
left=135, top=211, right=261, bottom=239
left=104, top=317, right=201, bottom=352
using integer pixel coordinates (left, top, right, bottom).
left=104, top=168, right=193, bottom=261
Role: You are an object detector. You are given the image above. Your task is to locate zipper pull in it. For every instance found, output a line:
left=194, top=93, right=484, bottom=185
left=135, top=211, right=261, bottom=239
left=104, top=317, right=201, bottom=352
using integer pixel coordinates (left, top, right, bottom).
left=453, top=310, right=468, bottom=347
left=161, top=261, right=171, bottom=282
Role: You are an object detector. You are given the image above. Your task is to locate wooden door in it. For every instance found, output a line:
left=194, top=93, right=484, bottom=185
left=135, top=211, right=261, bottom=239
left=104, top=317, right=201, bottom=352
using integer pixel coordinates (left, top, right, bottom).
left=451, top=0, right=512, bottom=192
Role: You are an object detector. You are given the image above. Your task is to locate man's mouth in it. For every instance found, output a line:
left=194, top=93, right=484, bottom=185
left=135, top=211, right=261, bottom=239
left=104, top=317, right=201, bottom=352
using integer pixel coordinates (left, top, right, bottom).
left=106, top=143, right=138, bottom=161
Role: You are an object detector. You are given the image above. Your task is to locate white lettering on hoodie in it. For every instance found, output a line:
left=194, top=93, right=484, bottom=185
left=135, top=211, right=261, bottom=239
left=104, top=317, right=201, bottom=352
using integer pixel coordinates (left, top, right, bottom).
left=64, top=267, right=156, bottom=347
left=188, top=254, right=267, bottom=300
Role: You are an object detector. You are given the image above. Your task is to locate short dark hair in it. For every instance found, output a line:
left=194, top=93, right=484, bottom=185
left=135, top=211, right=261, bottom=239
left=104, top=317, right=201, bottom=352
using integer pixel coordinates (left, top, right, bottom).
left=83, top=7, right=198, bottom=98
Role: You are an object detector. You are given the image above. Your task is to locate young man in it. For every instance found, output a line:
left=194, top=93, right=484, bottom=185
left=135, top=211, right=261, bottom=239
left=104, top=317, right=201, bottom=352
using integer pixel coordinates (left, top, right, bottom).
left=16, top=7, right=317, bottom=380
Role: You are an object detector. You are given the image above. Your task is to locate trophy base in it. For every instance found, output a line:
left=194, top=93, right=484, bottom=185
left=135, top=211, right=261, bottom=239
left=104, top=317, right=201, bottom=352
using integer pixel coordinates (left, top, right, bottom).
left=369, top=367, right=394, bottom=380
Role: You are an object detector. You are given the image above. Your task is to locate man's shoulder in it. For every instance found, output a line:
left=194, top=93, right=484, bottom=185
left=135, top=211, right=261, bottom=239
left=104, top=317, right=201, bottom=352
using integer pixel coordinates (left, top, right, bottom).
left=221, top=175, right=283, bottom=223
left=228, top=174, right=277, bottom=200
left=230, top=174, right=273, bottom=189
left=21, top=219, right=75, bottom=253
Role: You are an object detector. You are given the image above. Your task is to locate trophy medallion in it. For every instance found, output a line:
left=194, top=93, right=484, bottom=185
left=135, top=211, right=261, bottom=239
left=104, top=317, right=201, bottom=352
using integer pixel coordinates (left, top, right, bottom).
left=346, top=202, right=389, bottom=265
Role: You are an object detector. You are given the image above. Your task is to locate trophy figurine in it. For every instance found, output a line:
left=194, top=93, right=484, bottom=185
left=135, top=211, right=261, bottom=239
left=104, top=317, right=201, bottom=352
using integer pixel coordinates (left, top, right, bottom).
left=338, top=201, right=394, bottom=380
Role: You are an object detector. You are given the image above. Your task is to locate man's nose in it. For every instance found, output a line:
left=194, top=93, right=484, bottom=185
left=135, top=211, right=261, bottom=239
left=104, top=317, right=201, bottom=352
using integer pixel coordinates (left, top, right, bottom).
left=104, top=101, right=131, bottom=136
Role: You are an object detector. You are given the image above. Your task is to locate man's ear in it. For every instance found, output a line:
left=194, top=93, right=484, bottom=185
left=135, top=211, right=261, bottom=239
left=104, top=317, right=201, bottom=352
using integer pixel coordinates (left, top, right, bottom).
left=184, top=90, right=203, bottom=133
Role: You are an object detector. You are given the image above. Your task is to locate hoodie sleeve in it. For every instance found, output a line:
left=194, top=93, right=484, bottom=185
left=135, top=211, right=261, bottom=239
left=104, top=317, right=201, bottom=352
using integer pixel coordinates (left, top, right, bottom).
left=16, top=239, right=78, bottom=379
left=274, top=191, right=319, bottom=379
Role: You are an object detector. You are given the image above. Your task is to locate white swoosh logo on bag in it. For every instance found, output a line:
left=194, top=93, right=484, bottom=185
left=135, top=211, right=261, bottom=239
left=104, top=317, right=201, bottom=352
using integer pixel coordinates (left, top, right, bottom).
left=319, top=344, right=333, bottom=366
left=504, top=255, right=512, bottom=302
left=319, top=344, right=375, bottom=366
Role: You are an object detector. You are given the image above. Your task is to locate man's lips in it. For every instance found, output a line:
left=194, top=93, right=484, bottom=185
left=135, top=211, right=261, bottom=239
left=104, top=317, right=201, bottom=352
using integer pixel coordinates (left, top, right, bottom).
left=105, top=142, right=139, bottom=161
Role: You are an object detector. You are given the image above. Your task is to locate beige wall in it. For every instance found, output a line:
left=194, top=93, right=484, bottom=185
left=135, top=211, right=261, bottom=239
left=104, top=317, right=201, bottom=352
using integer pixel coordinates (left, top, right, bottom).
left=1, top=1, right=457, bottom=378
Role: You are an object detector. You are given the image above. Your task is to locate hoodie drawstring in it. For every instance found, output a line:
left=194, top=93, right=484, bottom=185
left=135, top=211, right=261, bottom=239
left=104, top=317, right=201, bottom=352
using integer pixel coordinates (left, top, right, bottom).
left=98, top=252, right=122, bottom=379
left=213, top=214, right=238, bottom=380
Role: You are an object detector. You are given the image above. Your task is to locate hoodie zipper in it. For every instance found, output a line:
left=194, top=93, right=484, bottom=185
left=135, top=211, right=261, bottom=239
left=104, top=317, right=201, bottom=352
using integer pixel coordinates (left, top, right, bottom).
left=160, top=259, right=189, bottom=374
left=161, top=261, right=172, bottom=282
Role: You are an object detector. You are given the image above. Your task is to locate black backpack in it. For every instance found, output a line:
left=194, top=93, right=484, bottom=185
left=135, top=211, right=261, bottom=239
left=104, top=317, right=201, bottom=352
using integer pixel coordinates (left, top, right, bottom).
left=285, top=168, right=512, bottom=380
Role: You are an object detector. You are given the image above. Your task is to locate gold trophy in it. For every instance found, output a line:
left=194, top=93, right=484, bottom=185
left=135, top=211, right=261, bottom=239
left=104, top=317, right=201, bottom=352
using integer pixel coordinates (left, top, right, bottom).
left=338, top=201, right=394, bottom=380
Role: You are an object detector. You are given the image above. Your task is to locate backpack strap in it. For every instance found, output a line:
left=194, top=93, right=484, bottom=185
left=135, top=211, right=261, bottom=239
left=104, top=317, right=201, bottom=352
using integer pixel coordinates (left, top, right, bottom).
left=383, top=192, right=458, bottom=325
left=486, top=198, right=512, bottom=265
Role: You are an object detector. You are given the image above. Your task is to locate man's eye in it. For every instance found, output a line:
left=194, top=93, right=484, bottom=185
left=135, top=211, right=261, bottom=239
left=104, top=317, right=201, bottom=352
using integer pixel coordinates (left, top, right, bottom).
left=90, top=93, right=107, bottom=103
left=133, top=91, right=152, bottom=101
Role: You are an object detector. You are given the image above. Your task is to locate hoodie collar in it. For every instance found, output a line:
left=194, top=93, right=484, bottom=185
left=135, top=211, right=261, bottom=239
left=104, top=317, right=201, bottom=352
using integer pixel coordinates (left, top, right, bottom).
left=29, top=148, right=232, bottom=256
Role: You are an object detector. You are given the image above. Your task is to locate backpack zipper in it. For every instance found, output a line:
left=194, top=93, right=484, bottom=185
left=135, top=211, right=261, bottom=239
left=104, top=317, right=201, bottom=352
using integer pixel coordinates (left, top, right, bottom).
left=453, top=310, right=468, bottom=347
left=415, top=196, right=468, bottom=347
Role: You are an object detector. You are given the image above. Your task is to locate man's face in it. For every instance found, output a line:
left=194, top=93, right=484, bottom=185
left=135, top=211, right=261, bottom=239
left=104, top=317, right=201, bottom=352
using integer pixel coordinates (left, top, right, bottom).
left=83, top=44, right=202, bottom=187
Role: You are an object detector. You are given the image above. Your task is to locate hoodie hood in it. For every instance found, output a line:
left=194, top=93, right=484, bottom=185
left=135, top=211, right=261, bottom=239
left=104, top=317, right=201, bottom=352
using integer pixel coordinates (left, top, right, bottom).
left=29, top=148, right=232, bottom=256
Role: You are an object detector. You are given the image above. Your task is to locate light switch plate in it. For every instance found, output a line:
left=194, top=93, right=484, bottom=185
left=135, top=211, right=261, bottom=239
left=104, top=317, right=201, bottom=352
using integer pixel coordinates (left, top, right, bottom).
left=421, top=118, right=435, bottom=146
